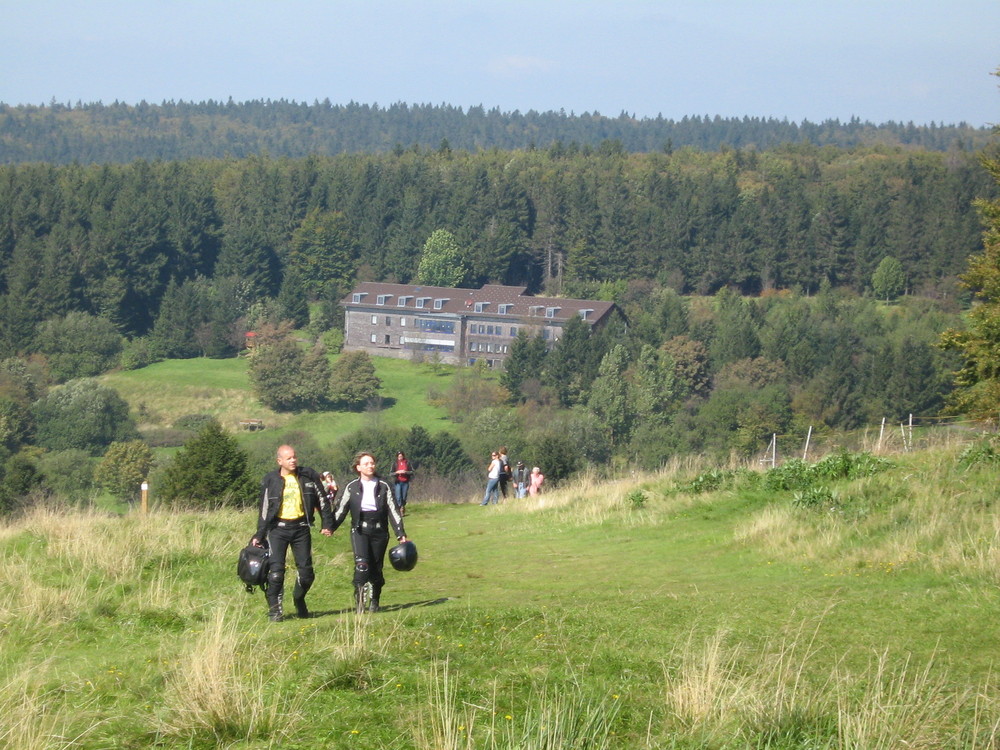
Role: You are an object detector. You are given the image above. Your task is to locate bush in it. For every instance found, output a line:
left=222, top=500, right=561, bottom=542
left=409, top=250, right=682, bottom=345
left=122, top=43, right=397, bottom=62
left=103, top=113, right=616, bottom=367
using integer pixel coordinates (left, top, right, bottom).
left=173, top=414, right=217, bottom=432
left=31, top=379, right=138, bottom=455
left=35, top=449, right=96, bottom=503
left=157, top=420, right=256, bottom=508
left=35, top=312, right=124, bottom=382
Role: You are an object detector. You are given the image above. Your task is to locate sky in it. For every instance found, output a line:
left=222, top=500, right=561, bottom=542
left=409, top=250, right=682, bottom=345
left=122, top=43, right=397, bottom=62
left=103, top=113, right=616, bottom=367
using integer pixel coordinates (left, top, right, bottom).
left=2, top=0, right=998, bottom=127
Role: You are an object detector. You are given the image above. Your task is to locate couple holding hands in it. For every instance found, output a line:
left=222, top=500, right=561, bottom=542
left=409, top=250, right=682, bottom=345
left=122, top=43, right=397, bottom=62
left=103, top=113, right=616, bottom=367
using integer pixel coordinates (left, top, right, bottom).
left=251, top=445, right=413, bottom=621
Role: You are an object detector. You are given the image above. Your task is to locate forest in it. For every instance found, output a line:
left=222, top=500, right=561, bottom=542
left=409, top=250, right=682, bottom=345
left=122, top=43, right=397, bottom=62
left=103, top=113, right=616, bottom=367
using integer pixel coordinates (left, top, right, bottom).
left=0, top=145, right=993, bottom=344
left=0, top=104, right=998, bottom=507
left=0, top=99, right=993, bottom=165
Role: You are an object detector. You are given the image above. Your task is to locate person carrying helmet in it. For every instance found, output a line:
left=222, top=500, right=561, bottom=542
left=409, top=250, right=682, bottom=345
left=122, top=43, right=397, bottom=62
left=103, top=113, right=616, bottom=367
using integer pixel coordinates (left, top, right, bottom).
left=331, top=451, right=409, bottom=613
left=251, top=444, right=337, bottom=622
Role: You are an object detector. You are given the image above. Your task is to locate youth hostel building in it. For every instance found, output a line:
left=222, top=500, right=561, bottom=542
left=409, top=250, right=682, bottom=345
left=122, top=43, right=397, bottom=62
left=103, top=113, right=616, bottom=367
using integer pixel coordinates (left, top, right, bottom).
left=340, top=282, right=617, bottom=368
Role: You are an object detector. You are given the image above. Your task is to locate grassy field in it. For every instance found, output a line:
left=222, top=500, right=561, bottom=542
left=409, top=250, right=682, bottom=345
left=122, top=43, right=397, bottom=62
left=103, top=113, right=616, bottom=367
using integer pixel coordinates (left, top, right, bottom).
left=101, top=355, right=459, bottom=450
left=2, top=443, right=999, bottom=749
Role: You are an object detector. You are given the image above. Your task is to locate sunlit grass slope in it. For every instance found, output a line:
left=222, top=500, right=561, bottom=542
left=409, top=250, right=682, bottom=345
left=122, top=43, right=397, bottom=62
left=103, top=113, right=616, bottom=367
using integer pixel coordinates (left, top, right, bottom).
left=2, top=442, right=1000, bottom=748
left=101, top=354, right=458, bottom=447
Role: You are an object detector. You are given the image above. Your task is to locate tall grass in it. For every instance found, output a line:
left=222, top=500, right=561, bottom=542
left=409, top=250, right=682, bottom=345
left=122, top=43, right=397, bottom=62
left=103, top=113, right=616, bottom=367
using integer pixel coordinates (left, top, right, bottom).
left=732, top=446, right=1000, bottom=584
left=659, top=627, right=999, bottom=748
left=0, top=664, right=106, bottom=750
left=158, top=607, right=306, bottom=744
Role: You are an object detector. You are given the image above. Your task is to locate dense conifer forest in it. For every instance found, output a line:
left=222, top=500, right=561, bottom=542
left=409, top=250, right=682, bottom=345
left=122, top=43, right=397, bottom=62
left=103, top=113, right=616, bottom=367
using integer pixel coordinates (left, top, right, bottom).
left=0, top=98, right=997, bottom=499
left=0, top=99, right=992, bottom=164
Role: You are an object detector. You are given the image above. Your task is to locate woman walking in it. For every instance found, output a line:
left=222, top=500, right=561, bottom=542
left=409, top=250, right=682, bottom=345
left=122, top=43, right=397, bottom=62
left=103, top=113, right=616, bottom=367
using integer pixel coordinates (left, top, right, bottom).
left=331, top=451, right=409, bottom=613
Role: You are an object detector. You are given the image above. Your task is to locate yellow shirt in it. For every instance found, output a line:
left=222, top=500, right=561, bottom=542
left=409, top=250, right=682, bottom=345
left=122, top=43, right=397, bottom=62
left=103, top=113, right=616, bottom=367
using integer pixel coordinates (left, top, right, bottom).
left=278, top=473, right=305, bottom=520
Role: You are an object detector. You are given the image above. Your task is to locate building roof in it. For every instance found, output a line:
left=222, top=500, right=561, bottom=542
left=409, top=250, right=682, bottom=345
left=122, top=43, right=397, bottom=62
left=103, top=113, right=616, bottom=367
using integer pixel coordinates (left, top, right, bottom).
left=340, top=282, right=616, bottom=324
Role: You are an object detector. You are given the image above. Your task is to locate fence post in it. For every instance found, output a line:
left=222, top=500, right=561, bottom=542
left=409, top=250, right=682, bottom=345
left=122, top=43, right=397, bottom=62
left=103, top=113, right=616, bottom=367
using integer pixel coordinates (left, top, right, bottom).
left=803, top=425, right=812, bottom=461
left=140, top=481, right=149, bottom=514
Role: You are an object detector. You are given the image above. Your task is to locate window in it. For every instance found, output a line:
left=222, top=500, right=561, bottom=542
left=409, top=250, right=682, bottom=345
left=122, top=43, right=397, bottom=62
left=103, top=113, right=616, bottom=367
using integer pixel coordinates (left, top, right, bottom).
left=433, top=298, right=449, bottom=310
left=352, top=292, right=367, bottom=303
left=370, top=333, right=377, bottom=343
left=474, top=301, right=489, bottom=313
left=486, top=325, right=494, bottom=335
left=384, top=334, right=391, bottom=344
left=545, top=307, right=560, bottom=318
left=529, top=305, right=543, bottom=316
left=416, top=297, right=431, bottom=309
left=400, top=317, right=407, bottom=327
left=417, top=318, right=455, bottom=334
left=385, top=317, right=392, bottom=326
left=498, top=303, right=513, bottom=315
left=510, top=326, right=517, bottom=337
left=371, top=314, right=378, bottom=325
left=579, top=309, right=593, bottom=320
left=398, top=296, right=412, bottom=307
left=376, top=294, right=392, bottom=306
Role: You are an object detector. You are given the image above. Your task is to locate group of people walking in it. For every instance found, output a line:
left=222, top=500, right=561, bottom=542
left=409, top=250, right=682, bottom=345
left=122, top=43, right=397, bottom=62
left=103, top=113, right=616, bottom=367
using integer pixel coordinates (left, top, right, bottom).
left=251, top=445, right=410, bottom=622
left=481, top=446, right=544, bottom=505
left=249, top=441, right=545, bottom=622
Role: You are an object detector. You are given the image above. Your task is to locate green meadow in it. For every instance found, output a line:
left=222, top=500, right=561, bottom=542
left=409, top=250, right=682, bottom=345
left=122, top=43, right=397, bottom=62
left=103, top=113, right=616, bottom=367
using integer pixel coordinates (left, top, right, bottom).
left=2, top=442, right=999, bottom=748
left=101, top=355, right=459, bottom=450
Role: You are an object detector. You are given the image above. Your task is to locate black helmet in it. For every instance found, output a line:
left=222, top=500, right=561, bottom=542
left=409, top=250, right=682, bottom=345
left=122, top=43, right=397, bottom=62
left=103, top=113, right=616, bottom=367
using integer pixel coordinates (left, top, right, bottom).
left=389, top=540, right=418, bottom=571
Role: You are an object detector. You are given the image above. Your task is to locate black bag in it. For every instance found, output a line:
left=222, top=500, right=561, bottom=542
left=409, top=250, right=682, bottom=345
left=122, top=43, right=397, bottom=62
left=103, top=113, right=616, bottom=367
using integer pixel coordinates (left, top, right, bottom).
left=237, top=539, right=269, bottom=593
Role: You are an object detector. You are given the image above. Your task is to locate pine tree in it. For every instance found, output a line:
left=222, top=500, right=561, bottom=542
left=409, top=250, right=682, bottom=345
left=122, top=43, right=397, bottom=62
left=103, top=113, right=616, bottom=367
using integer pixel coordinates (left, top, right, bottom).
left=157, top=419, right=255, bottom=507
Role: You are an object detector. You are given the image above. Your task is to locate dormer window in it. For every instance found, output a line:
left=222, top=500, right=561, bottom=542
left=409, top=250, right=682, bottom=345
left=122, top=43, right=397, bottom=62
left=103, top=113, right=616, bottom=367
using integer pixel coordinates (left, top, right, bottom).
left=474, top=301, right=490, bottom=313
left=397, top=295, right=412, bottom=307
left=529, top=305, right=544, bottom=316
left=434, top=298, right=449, bottom=310
left=352, top=292, right=368, bottom=303
left=498, top=303, right=513, bottom=315
left=545, top=307, right=561, bottom=318
left=578, top=308, right=593, bottom=320
left=376, top=294, right=392, bottom=306
left=415, top=297, right=431, bottom=309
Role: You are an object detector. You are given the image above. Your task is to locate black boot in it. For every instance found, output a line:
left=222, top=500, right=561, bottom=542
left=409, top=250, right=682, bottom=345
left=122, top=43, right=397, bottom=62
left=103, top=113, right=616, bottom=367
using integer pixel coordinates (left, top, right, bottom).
left=268, top=604, right=283, bottom=622
left=293, top=596, right=309, bottom=619
left=369, top=586, right=382, bottom=613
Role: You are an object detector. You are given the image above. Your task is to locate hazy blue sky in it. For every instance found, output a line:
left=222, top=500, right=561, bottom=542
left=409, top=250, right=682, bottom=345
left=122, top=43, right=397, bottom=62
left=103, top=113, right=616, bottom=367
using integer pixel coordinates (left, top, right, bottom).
left=3, top=0, right=998, bottom=126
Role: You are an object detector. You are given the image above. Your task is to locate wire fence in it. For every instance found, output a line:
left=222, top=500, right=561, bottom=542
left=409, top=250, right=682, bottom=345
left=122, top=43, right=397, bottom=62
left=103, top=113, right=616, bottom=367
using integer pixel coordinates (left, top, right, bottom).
left=756, top=415, right=997, bottom=468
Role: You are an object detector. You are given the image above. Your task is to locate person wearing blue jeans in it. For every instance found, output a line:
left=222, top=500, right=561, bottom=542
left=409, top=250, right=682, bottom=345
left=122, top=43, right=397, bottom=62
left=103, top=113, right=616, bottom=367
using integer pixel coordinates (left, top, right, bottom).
left=480, top=451, right=501, bottom=505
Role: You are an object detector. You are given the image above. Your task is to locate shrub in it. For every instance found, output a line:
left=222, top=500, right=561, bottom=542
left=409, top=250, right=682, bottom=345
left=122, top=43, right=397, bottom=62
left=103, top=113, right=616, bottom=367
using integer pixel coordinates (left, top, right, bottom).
left=157, top=420, right=256, bottom=508
left=31, top=379, right=138, bottom=455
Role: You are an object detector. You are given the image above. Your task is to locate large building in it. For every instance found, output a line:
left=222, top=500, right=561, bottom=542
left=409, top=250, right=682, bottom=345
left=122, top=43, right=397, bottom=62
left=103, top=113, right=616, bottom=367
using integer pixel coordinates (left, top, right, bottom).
left=340, top=282, right=618, bottom=367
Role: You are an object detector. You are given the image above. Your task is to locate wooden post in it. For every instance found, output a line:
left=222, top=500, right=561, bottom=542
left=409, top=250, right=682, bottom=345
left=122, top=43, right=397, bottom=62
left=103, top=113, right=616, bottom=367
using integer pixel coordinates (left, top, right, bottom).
left=877, top=417, right=886, bottom=451
left=771, top=433, right=777, bottom=469
left=140, top=481, right=149, bottom=514
left=908, top=413, right=913, bottom=451
left=803, top=425, right=812, bottom=461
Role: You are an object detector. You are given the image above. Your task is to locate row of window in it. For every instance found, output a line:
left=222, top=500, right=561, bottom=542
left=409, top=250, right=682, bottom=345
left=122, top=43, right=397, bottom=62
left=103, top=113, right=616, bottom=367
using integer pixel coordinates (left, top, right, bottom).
left=469, top=342, right=510, bottom=354
left=367, top=333, right=455, bottom=354
left=369, top=315, right=456, bottom=335
left=353, top=292, right=593, bottom=320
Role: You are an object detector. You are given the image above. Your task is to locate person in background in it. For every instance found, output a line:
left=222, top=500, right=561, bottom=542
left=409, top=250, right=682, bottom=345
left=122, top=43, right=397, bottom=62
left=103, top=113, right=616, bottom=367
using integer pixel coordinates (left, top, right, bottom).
left=391, top=451, right=413, bottom=514
left=497, top=446, right=512, bottom=500
left=480, top=451, right=501, bottom=505
left=513, top=460, right=530, bottom=499
left=251, top=444, right=336, bottom=622
left=330, top=451, right=408, bottom=613
left=528, top=466, right=545, bottom=497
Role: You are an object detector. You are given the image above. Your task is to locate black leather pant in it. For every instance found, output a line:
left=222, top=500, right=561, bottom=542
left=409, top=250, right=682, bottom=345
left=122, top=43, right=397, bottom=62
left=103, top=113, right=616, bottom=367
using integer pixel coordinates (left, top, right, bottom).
left=350, top=523, right=389, bottom=598
left=266, top=522, right=314, bottom=610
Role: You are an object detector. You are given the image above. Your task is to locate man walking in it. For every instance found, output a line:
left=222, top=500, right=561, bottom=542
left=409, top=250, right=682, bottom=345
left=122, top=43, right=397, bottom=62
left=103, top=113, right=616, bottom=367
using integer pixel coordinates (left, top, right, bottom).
left=251, top=444, right=336, bottom=622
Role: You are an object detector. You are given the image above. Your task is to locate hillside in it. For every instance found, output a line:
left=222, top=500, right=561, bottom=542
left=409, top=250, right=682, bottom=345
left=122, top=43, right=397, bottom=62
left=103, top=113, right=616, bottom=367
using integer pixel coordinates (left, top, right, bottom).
left=2, top=441, right=998, bottom=748
left=0, top=100, right=992, bottom=165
